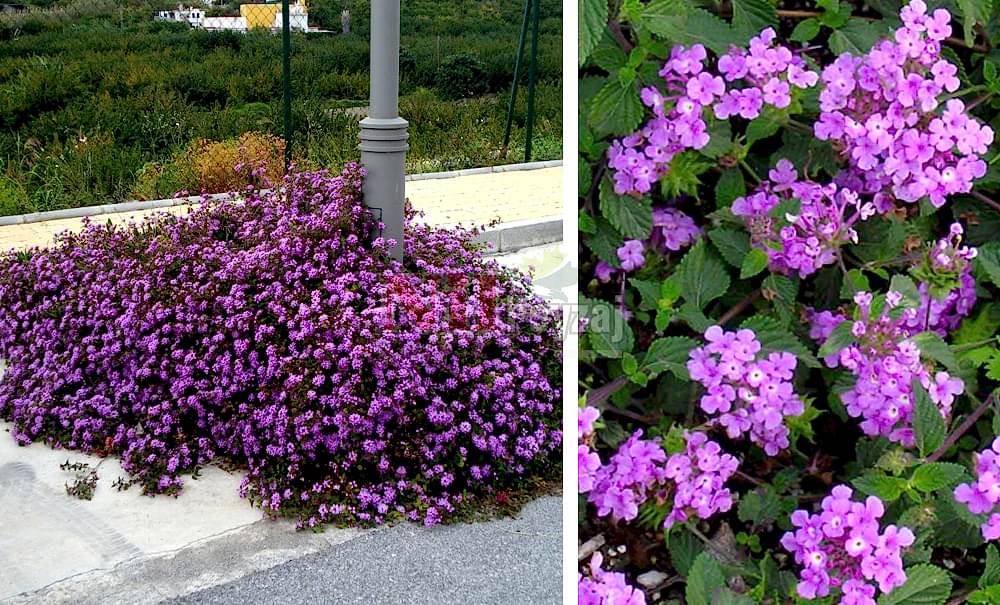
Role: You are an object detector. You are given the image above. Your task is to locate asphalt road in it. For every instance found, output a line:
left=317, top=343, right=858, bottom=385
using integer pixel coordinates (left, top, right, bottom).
left=168, top=496, right=562, bottom=605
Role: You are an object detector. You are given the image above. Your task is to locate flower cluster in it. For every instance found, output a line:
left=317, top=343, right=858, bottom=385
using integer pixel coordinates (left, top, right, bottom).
left=0, top=165, right=562, bottom=528
left=809, top=291, right=963, bottom=447
left=713, top=27, right=819, bottom=119
left=584, top=430, right=669, bottom=521
left=781, top=485, right=915, bottom=604
left=815, top=2, right=993, bottom=207
left=581, top=428, right=737, bottom=530
left=608, top=33, right=818, bottom=196
left=579, top=406, right=603, bottom=493
left=687, top=326, right=805, bottom=455
left=903, top=222, right=978, bottom=335
left=954, top=437, right=1000, bottom=541
left=595, top=206, right=701, bottom=282
left=661, top=430, right=739, bottom=528
left=578, top=553, right=646, bottom=605
left=732, top=159, right=875, bottom=278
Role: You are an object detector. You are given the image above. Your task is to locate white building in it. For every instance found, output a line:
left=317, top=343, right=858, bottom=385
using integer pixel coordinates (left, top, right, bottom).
left=155, top=5, right=204, bottom=28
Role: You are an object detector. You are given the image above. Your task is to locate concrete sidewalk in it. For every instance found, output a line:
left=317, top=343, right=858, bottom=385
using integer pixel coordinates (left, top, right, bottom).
left=0, top=242, right=570, bottom=604
left=0, top=165, right=563, bottom=252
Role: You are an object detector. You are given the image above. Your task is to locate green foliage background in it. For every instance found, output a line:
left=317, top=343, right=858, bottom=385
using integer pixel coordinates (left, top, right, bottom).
left=0, top=0, right=563, bottom=215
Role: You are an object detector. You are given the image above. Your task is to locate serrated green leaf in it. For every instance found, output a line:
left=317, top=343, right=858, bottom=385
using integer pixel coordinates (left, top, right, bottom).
left=677, top=241, right=731, bottom=310
left=630, top=278, right=661, bottom=311
left=686, top=552, right=725, bottom=605
left=599, top=179, right=653, bottom=240
left=889, top=275, right=923, bottom=310
left=641, top=336, right=699, bottom=380
left=738, top=487, right=782, bottom=527
left=584, top=297, right=635, bottom=358
left=877, top=564, right=951, bottom=605
left=853, top=473, right=908, bottom=501
left=660, top=152, right=713, bottom=198
left=840, top=269, right=870, bottom=300
left=910, top=462, right=966, bottom=492
left=790, top=18, right=821, bottom=42
left=957, top=0, right=990, bottom=46
left=912, top=332, right=960, bottom=374
left=740, top=248, right=769, bottom=279
left=585, top=217, right=624, bottom=267
left=982, top=544, right=1000, bottom=588
left=829, top=18, right=890, bottom=56
left=818, top=319, right=856, bottom=359
left=741, top=315, right=822, bottom=368
left=912, top=380, right=946, bottom=458
left=579, top=0, right=609, bottom=67
left=732, top=0, right=778, bottom=42
left=644, top=5, right=734, bottom=54
left=715, top=169, right=746, bottom=208
left=667, top=529, right=704, bottom=577
left=976, top=243, right=1000, bottom=288
left=746, top=107, right=785, bottom=146
left=589, top=78, right=644, bottom=137
left=708, top=228, right=750, bottom=268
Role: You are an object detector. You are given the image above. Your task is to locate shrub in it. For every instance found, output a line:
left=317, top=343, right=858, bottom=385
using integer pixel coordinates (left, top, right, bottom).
left=436, top=53, right=488, bottom=100
left=579, top=1, right=1000, bottom=603
left=0, top=164, right=562, bottom=527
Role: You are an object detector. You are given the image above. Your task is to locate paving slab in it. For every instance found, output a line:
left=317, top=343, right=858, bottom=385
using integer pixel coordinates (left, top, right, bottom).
left=0, top=166, right=562, bottom=252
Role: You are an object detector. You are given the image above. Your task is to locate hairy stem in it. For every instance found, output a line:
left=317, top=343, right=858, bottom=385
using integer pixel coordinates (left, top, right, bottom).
left=927, top=391, right=998, bottom=463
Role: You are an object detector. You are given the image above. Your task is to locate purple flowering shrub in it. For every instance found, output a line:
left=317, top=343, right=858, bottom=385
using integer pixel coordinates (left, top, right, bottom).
left=0, top=164, right=562, bottom=528
left=581, top=1, right=1000, bottom=603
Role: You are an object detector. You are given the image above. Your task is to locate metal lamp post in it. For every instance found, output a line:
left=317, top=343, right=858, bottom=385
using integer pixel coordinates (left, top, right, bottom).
left=360, top=0, right=409, bottom=261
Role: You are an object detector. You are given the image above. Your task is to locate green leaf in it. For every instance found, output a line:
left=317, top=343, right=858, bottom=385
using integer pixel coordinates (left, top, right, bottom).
left=740, top=248, right=769, bottom=279
left=982, top=544, right=1000, bottom=588
left=631, top=278, right=661, bottom=311
left=708, top=228, right=750, bottom=269
left=955, top=303, right=1000, bottom=347
left=584, top=297, right=635, bottom=358
left=699, top=119, right=732, bottom=160
left=589, top=78, right=644, bottom=137
left=853, top=473, right=908, bottom=502
left=667, top=529, right=704, bottom=577
left=686, top=552, right=725, bottom=605
left=877, top=564, right=951, bottom=605
left=829, top=18, right=890, bottom=56
left=889, top=274, right=923, bottom=310
left=818, top=320, right=856, bottom=359
left=956, top=0, right=991, bottom=46
left=912, top=332, right=960, bottom=374
left=715, top=168, right=746, bottom=208
left=976, top=243, right=1000, bottom=289
left=732, top=0, right=778, bottom=42
left=910, top=462, right=966, bottom=492
left=677, top=241, right=731, bottom=310
left=644, top=5, right=734, bottom=55
left=741, top=315, right=821, bottom=368
left=737, top=486, right=782, bottom=527
left=790, top=18, right=821, bottom=42
left=969, top=586, right=1000, bottom=604
left=585, top=217, right=624, bottom=267
left=579, top=0, right=609, bottom=67
left=641, top=336, right=699, bottom=381
left=660, top=152, right=713, bottom=198
left=912, top=380, right=946, bottom=458
left=599, top=179, right=653, bottom=240
left=839, top=269, right=870, bottom=300
left=746, top=107, right=785, bottom=146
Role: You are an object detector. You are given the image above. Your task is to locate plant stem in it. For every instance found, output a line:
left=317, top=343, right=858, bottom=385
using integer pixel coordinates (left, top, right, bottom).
left=734, top=469, right=764, bottom=486
left=738, top=159, right=761, bottom=184
left=586, top=376, right=629, bottom=407
left=966, top=92, right=996, bottom=112
left=717, top=289, right=761, bottom=326
left=971, top=191, right=1000, bottom=215
left=952, top=338, right=999, bottom=353
left=927, top=391, right=998, bottom=463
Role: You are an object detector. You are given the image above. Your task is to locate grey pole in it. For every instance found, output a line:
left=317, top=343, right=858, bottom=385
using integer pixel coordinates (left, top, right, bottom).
left=359, top=0, right=408, bottom=261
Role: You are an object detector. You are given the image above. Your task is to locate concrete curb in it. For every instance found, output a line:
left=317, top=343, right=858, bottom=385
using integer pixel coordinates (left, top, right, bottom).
left=0, top=161, right=563, bottom=227
left=474, top=216, right=562, bottom=254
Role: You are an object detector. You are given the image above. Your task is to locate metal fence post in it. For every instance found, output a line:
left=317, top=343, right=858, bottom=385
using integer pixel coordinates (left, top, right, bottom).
left=281, top=0, right=292, bottom=171
left=524, top=0, right=540, bottom=163
left=359, top=0, right=408, bottom=261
